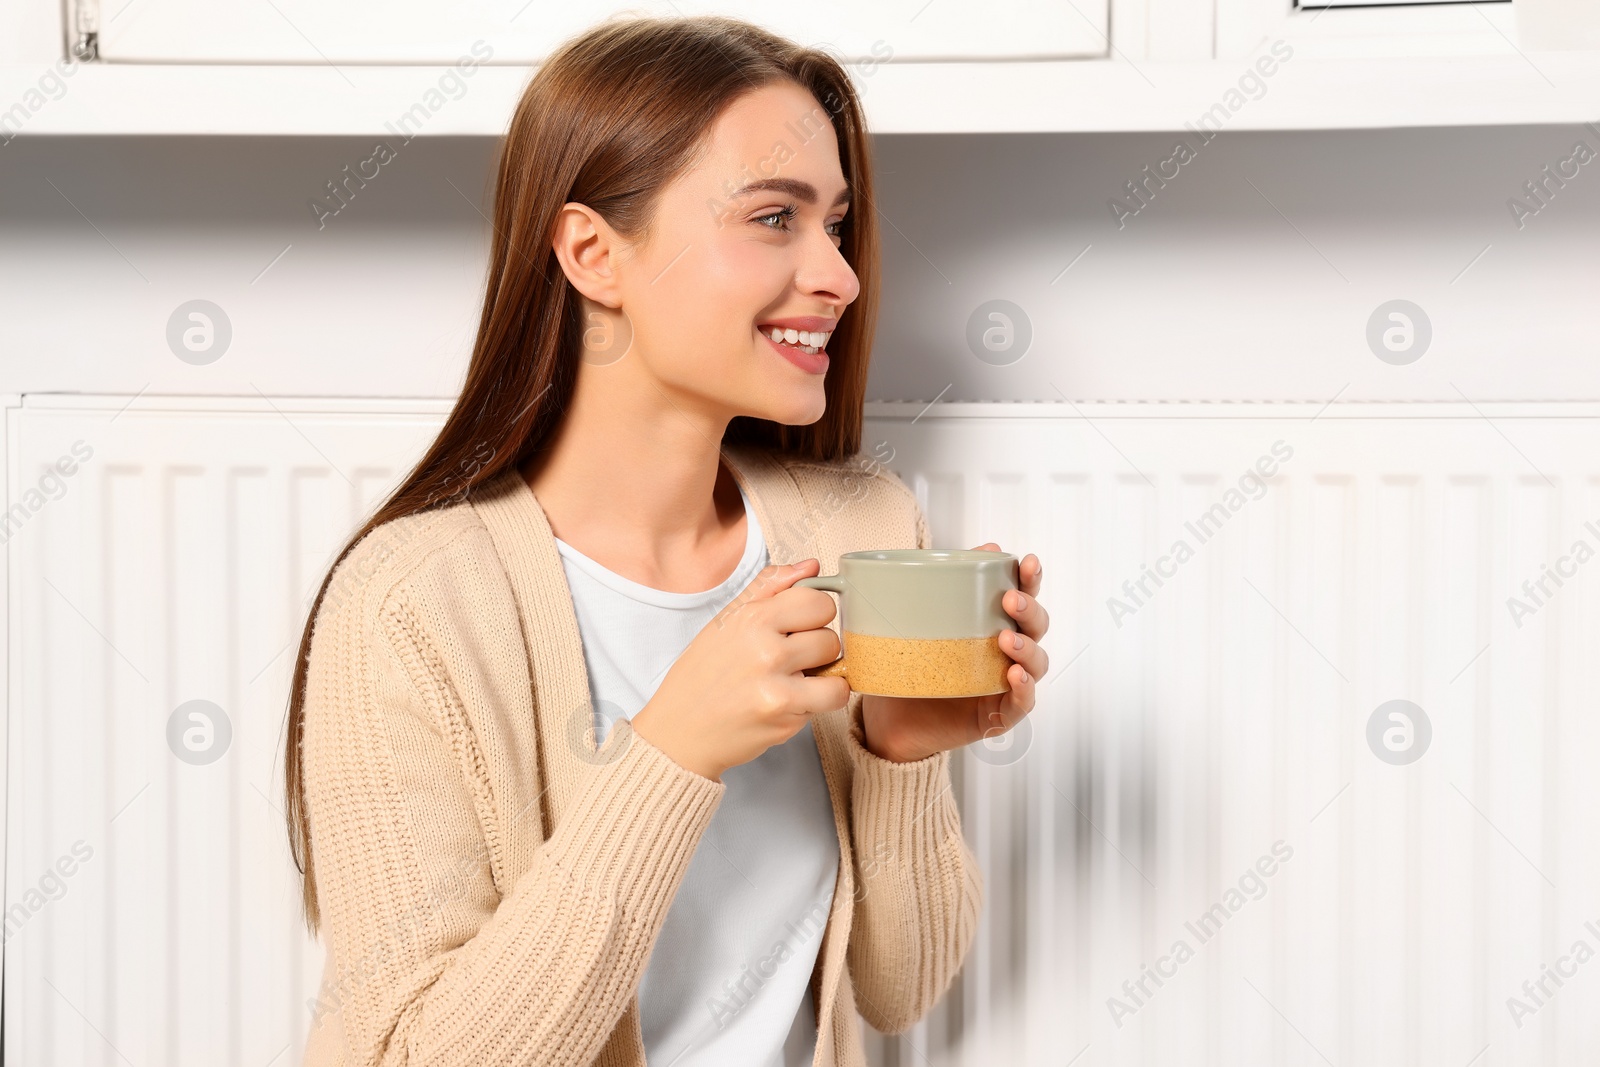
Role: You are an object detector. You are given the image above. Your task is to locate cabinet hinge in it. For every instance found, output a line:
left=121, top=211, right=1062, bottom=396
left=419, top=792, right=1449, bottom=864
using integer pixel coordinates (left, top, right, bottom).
left=70, top=0, right=100, bottom=61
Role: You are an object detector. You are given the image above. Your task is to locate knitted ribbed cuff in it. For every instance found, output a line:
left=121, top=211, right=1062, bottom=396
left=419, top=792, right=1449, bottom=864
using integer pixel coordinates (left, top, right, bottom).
left=542, top=718, right=725, bottom=924
left=846, top=701, right=963, bottom=846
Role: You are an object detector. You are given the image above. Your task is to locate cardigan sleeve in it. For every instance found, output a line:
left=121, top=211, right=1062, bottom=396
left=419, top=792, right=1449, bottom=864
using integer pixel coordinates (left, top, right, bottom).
left=842, top=697, right=984, bottom=1033
left=302, top=584, right=724, bottom=1066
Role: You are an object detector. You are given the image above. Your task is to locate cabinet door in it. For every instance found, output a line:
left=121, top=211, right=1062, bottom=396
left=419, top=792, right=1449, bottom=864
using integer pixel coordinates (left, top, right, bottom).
left=93, top=0, right=1108, bottom=64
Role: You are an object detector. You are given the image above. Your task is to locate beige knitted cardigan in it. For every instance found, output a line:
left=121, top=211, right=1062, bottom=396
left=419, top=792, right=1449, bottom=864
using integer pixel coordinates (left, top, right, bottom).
left=298, top=442, right=983, bottom=1066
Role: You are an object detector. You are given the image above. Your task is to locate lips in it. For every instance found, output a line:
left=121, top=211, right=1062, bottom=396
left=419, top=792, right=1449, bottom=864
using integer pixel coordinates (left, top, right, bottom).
left=756, top=315, right=836, bottom=375
left=760, top=327, right=830, bottom=374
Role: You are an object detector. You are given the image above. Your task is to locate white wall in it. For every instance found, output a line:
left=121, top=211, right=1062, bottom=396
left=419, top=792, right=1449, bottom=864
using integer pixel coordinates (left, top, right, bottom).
left=2, top=125, right=1597, bottom=403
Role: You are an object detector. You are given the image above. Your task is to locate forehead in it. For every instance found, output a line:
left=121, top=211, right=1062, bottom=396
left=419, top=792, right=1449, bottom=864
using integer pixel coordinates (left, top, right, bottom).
left=692, top=81, right=845, bottom=188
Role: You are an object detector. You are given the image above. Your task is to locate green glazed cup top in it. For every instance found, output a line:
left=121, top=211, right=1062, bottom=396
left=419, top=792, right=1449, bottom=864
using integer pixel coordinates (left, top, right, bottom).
left=796, top=548, right=1018, bottom=640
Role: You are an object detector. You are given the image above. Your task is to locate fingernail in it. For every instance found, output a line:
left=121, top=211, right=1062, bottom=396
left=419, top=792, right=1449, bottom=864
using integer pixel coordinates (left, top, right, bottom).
left=1011, top=632, right=1023, bottom=650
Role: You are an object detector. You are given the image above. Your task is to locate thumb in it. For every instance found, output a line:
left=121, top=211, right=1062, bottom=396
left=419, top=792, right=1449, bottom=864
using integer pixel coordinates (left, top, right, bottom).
left=713, top=560, right=819, bottom=631
left=746, top=559, right=819, bottom=600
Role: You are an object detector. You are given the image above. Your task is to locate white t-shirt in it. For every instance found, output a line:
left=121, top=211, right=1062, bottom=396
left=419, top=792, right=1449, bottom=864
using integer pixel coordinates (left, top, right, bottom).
left=554, top=481, right=839, bottom=1067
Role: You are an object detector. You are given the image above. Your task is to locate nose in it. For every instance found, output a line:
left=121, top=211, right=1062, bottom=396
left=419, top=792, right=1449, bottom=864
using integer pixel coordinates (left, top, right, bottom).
left=797, top=228, right=860, bottom=310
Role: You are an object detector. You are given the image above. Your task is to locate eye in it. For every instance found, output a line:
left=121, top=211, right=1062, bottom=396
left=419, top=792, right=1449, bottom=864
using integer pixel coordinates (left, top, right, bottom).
left=754, top=204, right=799, bottom=230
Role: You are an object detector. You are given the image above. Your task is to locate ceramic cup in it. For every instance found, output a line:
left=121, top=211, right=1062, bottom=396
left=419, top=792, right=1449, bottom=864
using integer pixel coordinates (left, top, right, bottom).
left=797, top=548, right=1019, bottom=698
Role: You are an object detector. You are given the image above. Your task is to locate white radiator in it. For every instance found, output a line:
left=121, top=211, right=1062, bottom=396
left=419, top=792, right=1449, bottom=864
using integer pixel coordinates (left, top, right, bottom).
left=4, top=396, right=451, bottom=1067
left=7, top=396, right=1597, bottom=1066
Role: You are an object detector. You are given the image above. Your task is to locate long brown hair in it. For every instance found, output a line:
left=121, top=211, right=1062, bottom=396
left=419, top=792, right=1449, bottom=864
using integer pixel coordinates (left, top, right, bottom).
left=284, top=13, right=880, bottom=933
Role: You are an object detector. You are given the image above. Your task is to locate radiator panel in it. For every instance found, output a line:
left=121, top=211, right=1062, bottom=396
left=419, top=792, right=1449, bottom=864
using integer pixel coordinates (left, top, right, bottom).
left=7, top=399, right=1596, bottom=1065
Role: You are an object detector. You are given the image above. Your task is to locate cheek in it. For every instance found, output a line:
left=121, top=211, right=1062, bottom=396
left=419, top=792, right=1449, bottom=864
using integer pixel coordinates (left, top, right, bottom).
left=702, top=236, right=789, bottom=300
left=662, top=240, right=789, bottom=338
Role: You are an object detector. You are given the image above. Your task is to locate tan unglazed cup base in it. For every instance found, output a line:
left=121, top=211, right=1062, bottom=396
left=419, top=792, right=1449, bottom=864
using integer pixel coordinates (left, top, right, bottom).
left=811, top=630, right=1012, bottom=698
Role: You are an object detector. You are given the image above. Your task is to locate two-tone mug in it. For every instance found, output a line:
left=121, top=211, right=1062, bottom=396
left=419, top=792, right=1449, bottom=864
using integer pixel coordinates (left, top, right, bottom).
left=797, top=549, right=1019, bottom=698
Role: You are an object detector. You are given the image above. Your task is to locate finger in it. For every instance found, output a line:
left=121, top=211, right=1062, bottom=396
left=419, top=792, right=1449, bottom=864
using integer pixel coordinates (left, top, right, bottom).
left=740, top=559, right=820, bottom=601
left=980, top=670, right=1032, bottom=738
left=997, top=627, right=1049, bottom=681
left=719, top=560, right=823, bottom=630
left=1001, top=658, right=1036, bottom=717
left=972, top=542, right=1000, bottom=552
left=1019, top=553, right=1043, bottom=597
left=785, top=625, right=845, bottom=673
left=774, top=583, right=844, bottom=633
left=791, top=673, right=853, bottom=717
left=1003, top=587, right=1049, bottom=642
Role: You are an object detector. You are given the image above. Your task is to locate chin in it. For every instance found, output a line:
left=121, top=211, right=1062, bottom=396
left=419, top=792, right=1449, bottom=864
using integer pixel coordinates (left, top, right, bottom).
left=747, top=384, right=827, bottom=428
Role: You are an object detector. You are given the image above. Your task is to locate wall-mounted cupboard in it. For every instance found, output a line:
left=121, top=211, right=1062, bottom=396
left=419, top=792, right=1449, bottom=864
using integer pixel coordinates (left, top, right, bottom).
left=0, top=0, right=1597, bottom=136
left=71, top=0, right=1107, bottom=64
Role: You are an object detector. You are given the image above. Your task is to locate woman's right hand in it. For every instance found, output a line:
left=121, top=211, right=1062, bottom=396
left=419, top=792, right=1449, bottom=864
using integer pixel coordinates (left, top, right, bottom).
left=629, top=558, right=850, bottom=781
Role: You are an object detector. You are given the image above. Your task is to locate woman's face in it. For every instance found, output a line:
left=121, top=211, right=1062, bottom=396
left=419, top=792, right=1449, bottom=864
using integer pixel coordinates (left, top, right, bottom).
left=571, top=80, right=860, bottom=429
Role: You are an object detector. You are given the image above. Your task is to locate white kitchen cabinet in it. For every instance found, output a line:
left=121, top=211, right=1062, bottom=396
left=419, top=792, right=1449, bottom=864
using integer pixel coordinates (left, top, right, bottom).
left=76, top=0, right=1107, bottom=65
left=4, top=0, right=1600, bottom=133
left=1218, top=0, right=1523, bottom=60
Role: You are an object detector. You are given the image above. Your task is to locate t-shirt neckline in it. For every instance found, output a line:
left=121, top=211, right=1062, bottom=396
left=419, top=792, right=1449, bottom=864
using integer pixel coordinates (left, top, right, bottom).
left=553, top=482, right=764, bottom=609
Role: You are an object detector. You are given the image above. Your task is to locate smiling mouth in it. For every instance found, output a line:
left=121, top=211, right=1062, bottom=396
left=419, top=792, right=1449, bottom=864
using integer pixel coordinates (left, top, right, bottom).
left=760, top=326, right=832, bottom=356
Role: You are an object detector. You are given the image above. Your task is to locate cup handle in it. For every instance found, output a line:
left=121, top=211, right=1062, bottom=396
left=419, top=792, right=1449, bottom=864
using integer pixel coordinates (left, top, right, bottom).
left=796, top=573, right=849, bottom=680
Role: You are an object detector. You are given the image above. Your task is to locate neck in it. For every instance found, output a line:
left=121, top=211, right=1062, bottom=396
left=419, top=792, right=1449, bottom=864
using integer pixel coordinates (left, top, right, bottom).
left=519, top=358, right=745, bottom=583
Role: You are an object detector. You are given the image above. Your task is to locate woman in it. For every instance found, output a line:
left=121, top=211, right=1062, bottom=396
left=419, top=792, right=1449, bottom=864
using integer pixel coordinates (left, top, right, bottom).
left=285, top=14, right=1050, bottom=1067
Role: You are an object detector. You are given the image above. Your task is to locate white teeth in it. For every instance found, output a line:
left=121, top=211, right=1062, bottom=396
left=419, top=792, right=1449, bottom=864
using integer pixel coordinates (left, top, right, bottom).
left=763, top=327, right=833, bottom=353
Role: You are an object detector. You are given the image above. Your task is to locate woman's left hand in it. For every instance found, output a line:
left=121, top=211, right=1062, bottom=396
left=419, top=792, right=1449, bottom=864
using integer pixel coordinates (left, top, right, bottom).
left=859, top=544, right=1049, bottom=763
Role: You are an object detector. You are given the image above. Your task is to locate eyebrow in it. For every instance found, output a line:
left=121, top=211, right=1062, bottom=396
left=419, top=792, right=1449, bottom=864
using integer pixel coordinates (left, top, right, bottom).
left=729, top=177, right=851, bottom=208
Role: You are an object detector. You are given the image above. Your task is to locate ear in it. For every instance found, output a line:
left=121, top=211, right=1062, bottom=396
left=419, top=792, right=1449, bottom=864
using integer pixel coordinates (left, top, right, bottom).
left=551, top=202, right=624, bottom=308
